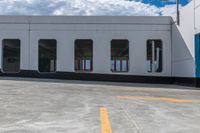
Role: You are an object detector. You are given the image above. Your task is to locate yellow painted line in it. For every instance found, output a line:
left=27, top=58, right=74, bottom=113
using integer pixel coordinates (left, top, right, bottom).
left=117, top=96, right=194, bottom=103
left=100, top=107, right=112, bottom=133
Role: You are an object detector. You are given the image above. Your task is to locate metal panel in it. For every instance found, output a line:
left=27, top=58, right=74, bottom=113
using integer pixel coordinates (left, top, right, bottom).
left=195, top=34, right=200, bottom=77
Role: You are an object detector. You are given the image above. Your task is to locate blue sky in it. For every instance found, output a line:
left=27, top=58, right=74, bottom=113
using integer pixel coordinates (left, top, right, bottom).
left=0, top=0, right=190, bottom=16
left=138, top=0, right=189, bottom=7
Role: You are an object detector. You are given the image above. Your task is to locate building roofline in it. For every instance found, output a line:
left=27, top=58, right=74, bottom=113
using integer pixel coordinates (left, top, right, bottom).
left=0, top=15, right=173, bottom=25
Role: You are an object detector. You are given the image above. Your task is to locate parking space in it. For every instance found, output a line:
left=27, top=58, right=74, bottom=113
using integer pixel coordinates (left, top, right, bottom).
left=0, top=77, right=200, bottom=133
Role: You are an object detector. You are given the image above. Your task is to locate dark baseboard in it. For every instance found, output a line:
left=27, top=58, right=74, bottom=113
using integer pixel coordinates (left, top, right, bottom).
left=0, top=70, right=198, bottom=87
left=195, top=78, right=200, bottom=87
left=172, top=77, right=196, bottom=87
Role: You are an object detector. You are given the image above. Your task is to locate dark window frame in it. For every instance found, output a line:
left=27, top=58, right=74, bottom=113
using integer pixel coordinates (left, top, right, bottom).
left=1, top=39, right=21, bottom=73
left=146, top=39, right=163, bottom=73
left=38, top=39, right=57, bottom=73
left=111, top=39, right=129, bottom=73
left=74, top=39, right=93, bottom=72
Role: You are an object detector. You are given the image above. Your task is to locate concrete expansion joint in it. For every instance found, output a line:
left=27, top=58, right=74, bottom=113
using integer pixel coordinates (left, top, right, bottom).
left=116, top=99, right=142, bottom=133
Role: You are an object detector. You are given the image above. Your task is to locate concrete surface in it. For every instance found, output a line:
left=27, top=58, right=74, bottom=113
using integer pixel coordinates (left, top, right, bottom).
left=0, top=77, right=200, bottom=133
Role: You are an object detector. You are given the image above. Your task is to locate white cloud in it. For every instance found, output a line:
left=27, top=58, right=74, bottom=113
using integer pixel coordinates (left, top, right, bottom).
left=0, top=0, right=176, bottom=16
left=160, top=4, right=176, bottom=16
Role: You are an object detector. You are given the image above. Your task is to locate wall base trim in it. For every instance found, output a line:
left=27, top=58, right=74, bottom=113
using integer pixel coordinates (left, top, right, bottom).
left=172, top=77, right=196, bottom=87
left=0, top=70, right=198, bottom=87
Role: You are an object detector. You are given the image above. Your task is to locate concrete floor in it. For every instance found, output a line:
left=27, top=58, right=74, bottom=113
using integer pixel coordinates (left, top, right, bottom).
left=0, top=78, right=200, bottom=133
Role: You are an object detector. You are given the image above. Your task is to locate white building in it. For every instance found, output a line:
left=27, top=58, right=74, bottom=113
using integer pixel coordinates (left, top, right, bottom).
left=171, top=0, right=200, bottom=86
left=0, top=0, right=199, bottom=86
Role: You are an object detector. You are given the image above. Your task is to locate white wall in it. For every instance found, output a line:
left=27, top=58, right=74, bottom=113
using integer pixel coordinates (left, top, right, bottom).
left=0, top=16, right=172, bottom=77
left=195, top=0, right=200, bottom=33
left=29, top=22, right=171, bottom=76
left=0, top=11, right=198, bottom=78
left=0, top=24, right=29, bottom=71
left=172, top=1, right=196, bottom=77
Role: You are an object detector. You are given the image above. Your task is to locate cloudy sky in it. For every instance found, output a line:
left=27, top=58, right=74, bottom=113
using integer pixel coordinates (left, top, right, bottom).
left=0, top=0, right=188, bottom=16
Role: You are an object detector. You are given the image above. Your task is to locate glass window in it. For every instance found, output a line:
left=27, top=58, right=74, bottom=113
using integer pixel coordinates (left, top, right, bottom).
left=38, top=39, right=57, bottom=72
left=2, top=39, right=20, bottom=73
left=111, top=40, right=129, bottom=72
left=146, top=40, right=162, bottom=73
left=75, top=39, right=93, bottom=72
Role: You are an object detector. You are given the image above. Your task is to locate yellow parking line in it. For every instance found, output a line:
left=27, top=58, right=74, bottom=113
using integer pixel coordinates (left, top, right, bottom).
left=117, top=96, right=194, bottom=103
left=100, top=107, right=112, bottom=133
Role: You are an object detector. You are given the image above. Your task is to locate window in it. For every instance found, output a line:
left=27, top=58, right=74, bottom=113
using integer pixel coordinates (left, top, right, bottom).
left=75, top=39, right=93, bottom=72
left=111, top=40, right=129, bottom=72
left=38, top=39, right=57, bottom=72
left=146, top=40, right=162, bottom=73
left=2, top=39, right=20, bottom=73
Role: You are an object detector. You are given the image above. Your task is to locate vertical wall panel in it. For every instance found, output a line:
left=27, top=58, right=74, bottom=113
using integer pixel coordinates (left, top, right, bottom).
left=195, top=34, right=200, bottom=77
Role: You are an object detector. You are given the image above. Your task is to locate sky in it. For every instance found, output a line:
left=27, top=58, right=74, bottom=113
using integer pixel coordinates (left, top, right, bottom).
left=137, top=0, right=188, bottom=7
left=0, top=0, right=189, bottom=16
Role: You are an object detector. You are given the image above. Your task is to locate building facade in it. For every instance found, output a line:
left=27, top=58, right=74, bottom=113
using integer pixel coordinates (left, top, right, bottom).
left=171, top=0, right=200, bottom=86
left=0, top=0, right=199, bottom=86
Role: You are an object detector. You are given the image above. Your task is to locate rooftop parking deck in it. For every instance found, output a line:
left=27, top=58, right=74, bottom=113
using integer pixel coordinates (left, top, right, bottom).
left=0, top=77, right=200, bottom=133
